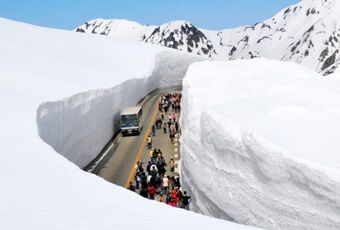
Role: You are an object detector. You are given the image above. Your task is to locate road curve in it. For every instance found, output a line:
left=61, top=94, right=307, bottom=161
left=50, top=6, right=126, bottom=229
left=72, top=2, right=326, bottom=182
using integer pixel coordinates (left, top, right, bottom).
left=84, top=87, right=180, bottom=187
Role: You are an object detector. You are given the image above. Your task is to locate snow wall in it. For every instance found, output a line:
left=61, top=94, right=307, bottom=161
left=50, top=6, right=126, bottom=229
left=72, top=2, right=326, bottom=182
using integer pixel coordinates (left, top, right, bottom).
left=2, top=18, right=263, bottom=229
left=37, top=51, right=202, bottom=168
left=180, top=59, right=340, bottom=230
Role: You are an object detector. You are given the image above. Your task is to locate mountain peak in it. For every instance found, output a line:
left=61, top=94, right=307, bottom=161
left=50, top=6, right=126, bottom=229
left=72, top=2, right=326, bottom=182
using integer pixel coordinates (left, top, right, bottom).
left=75, top=18, right=216, bottom=57
left=75, top=0, right=340, bottom=75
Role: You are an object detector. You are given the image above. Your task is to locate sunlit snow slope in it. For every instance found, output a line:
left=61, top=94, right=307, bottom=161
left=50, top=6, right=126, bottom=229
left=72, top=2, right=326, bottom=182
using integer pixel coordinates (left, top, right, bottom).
left=0, top=18, right=262, bottom=229
left=180, top=59, right=340, bottom=230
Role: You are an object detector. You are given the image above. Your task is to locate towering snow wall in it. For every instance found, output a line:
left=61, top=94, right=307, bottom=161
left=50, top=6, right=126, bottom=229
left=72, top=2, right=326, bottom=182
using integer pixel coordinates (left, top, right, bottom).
left=180, top=59, right=340, bottom=229
left=36, top=51, right=200, bottom=168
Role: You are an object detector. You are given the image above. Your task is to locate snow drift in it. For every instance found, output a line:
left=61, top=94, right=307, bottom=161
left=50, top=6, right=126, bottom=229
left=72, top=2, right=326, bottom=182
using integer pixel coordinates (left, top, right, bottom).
left=180, top=59, right=340, bottom=229
left=0, top=17, right=261, bottom=229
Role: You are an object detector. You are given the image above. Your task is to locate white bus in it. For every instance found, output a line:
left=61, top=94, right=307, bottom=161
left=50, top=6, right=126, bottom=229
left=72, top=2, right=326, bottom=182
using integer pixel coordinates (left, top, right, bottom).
left=120, top=106, right=143, bottom=135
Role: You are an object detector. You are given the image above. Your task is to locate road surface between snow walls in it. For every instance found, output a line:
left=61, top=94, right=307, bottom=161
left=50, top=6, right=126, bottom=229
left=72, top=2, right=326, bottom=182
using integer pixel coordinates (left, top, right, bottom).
left=180, top=59, right=340, bottom=230
left=84, top=87, right=180, bottom=187
left=0, top=17, right=264, bottom=229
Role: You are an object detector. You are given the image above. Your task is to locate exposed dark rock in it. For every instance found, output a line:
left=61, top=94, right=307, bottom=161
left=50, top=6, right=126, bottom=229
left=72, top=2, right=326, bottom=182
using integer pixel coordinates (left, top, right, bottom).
left=291, top=41, right=301, bottom=52
left=329, top=36, right=338, bottom=47
left=319, top=47, right=329, bottom=62
left=245, top=25, right=255, bottom=31
left=306, top=8, right=317, bottom=16
left=305, top=50, right=309, bottom=57
left=76, top=28, right=85, bottom=33
left=261, top=23, right=271, bottom=29
left=249, top=51, right=259, bottom=59
left=308, top=40, right=314, bottom=48
left=239, top=36, right=249, bottom=44
left=142, top=22, right=215, bottom=56
left=283, top=7, right=291, bottom=19
left=257, top=36, right=270, bottom=44
left=85, top=22, right=90, bottom=30
left=229, top=46, right=237, bottom=56
left=147, top=27, right=160, bottom=39
left=201, top=47, right=209, bottom=55
left=321, top=50, right=338, bottom=70
left=303, top=25, right=314, bottom=36
left=163, top=32, right=179, bottom=49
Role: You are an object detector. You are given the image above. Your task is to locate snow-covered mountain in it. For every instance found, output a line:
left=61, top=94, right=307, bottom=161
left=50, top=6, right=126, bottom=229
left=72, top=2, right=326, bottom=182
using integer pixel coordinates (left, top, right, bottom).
left=75, top=0, right=340, bottom=75
left=76, top=19, right=216, bottom=57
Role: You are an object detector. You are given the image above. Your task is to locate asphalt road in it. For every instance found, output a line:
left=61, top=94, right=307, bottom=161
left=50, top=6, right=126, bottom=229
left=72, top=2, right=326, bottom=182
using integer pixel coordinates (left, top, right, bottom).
left=85, top=87, right=181, bottom=188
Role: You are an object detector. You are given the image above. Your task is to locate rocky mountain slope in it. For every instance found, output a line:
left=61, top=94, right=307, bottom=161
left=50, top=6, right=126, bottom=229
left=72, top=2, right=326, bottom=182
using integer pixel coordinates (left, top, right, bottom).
left=75, top=0, right=340, bottom=75
left=76, top=19, right=216, bottom=57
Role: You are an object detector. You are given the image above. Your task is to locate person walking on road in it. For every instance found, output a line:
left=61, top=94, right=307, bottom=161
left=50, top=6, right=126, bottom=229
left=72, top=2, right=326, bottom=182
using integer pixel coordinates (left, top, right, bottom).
left=163, top=122, right=167, bottom=134
left=172, top=112, right=177, bottom=123
left=148, top=183, right=156, bottom=200
left=147, top=135, right=152, bottom=149
left=167, top=196, right=176, bottom=207
left=135, top=169, right=141, bottom=189
left=170, top=123, right=176, bottom=134
left=162, top=175, right=169, bottom=195
left=151, top=149, right=158, bottom=164
left=150, top=164, right=158, bottom=176
left=128, top=182, right=135, bottom=192
left=141, top=172, right=148, bottom=189
left=169, top=157, right=175, bottom=172
left=152, top=125, right=156, bottom=136
left=168, top=114, right=172, bottom=122
left=140, top=187, right=148, bottom=198
left=182, top=191, right=191, bottom=210
left=176, top=188, right=183, bottom=207
left=169, top=132, right=175, bottom=143
left=146, top=161, right=152, bottom=175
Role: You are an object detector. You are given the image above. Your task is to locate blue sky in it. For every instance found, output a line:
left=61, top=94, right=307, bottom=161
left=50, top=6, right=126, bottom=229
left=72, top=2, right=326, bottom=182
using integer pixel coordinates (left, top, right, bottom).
left=0, top=0, right=300, bottom=30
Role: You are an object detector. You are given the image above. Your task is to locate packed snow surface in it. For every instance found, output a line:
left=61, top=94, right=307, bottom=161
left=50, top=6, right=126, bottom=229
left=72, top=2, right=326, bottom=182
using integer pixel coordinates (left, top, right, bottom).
left=0, top=18, right=261, bottom=229
left=180, top=59, right=340, bottom=230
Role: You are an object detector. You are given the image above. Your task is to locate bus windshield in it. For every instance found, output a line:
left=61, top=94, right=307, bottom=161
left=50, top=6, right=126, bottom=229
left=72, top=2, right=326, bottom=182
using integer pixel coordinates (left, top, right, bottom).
left=121, top=114, right=138, bottom=128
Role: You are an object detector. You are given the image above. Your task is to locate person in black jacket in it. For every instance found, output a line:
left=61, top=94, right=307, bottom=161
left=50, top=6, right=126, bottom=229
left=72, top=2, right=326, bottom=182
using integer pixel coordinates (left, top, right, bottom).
left=181, top=191, right=191, bottom=210
left=128, top=182, right=135, bottom=192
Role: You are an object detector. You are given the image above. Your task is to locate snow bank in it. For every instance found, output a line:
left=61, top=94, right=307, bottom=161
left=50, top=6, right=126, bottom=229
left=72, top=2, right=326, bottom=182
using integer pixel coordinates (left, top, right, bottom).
left=180, top=59, right=340, bottom=229
left=0, top=18, right=259, bottom=229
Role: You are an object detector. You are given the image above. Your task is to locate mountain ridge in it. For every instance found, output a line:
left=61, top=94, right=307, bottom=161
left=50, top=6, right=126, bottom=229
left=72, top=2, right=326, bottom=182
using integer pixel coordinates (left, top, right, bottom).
left=75, top=0, right=340, bottom=75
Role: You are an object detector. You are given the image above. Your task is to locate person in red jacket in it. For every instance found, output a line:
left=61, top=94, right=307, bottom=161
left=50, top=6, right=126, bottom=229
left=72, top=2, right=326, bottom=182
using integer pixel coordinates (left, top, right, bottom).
left=167, top=196, right=176, bottom=207
left=169, top=189, right=178, bottom=206
left=176, top=188, right=183, bottom=207
left=148, top=183, right=155, bottom=200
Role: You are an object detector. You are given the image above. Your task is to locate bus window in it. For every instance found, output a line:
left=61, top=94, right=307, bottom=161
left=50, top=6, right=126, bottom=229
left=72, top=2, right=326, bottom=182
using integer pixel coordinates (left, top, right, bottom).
left=121, top=114, right=138, bottom=128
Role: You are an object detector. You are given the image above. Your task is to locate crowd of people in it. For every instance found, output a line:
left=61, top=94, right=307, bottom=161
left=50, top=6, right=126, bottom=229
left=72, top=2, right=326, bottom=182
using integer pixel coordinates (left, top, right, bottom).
left=128, top=92, right=191, bottom=210
left=158, top=92, right=181, bottom=142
